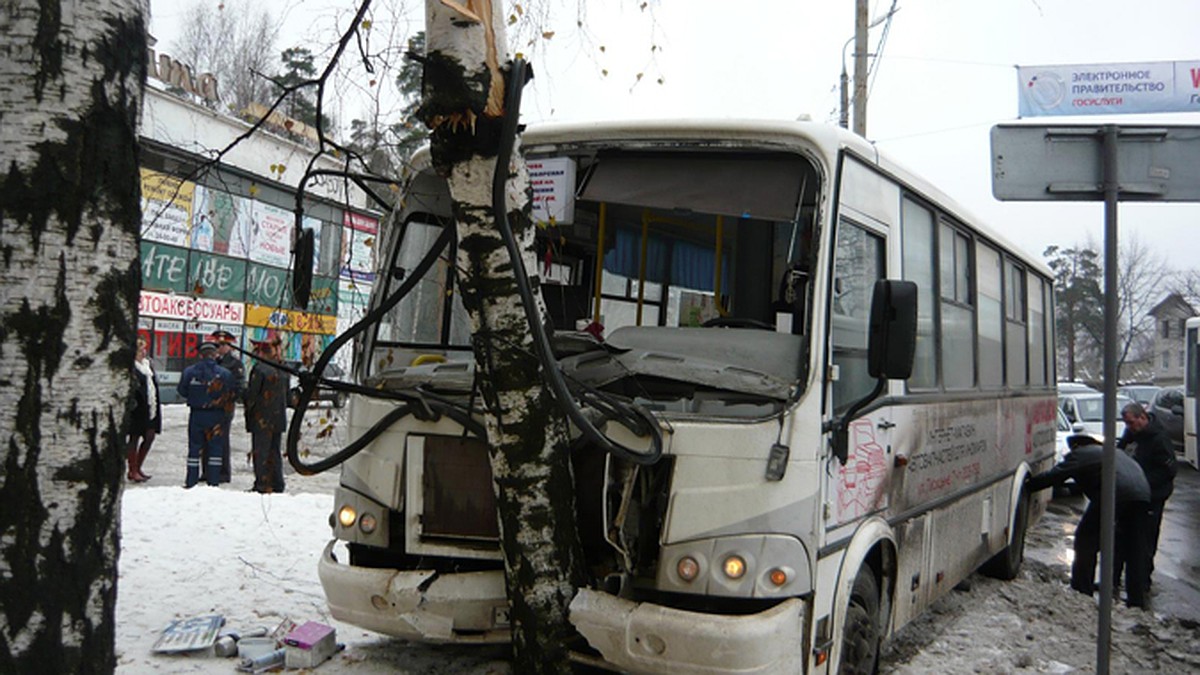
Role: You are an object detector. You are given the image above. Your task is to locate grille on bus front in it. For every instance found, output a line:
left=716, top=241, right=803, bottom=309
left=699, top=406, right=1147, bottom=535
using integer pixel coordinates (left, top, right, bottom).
left=421, top=436, right=499, bottom=542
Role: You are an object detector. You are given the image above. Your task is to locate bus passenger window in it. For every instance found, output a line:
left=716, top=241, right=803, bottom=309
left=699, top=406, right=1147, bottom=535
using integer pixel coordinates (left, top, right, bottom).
left=831, top=220, right=884, bottom=411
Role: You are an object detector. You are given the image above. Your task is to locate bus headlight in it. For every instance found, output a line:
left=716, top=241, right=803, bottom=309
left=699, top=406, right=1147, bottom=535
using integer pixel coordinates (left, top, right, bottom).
left=337, top=505, right=357, bottom=528
left=677, top=556, right=701, bottom=582
left=359, top=512, right=378, bottom=534
left=722, top=555, right=747, bottom=580
left=657, top=534, right=811, bottom=598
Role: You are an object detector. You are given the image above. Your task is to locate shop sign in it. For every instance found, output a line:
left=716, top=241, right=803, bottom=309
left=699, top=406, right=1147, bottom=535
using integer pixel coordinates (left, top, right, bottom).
left=188, top=251, right=247, bottom=302
left=244, top=304, right=337, bottom=335
left=139, top=290, right=245, bottom=324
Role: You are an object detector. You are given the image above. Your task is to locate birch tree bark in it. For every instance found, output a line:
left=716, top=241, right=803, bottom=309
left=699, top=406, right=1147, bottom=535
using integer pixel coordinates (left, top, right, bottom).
left=0, top=1, right=145, bottom=671
left=420, top=1, right=584, bottom=671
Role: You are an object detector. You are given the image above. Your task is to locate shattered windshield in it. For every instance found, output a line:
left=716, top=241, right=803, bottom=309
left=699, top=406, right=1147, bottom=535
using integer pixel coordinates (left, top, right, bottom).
left=371, top=145, right=823, bottom=407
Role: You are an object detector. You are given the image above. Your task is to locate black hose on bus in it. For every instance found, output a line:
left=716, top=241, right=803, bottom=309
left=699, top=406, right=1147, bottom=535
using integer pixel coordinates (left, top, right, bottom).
left=285, top=224, right=487, bottom=475
left=492, top=58, right=663, bottom=466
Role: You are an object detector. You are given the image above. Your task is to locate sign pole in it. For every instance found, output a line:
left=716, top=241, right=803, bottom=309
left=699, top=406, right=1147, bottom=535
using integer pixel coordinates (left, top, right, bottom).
left=1097, top=123, right=1120, bottom=675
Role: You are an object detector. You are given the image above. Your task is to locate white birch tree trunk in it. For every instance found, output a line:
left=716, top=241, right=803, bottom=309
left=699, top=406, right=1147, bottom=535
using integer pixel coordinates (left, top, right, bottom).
left=0, top=1, right=146, bottom=670
left=421, top=1, right=584, bottom=671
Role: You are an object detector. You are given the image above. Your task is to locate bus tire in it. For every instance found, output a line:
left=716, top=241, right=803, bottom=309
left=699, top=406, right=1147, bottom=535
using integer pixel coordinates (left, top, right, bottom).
left=840, top=569, right=881, bottom=675
left=981, top=491, right=1028, bottom=580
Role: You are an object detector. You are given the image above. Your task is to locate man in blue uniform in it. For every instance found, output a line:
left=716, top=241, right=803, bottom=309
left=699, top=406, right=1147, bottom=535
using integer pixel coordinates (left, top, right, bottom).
left=207, top=329, right=244, bottom=483
left=177, top=340, right=235, bottom=487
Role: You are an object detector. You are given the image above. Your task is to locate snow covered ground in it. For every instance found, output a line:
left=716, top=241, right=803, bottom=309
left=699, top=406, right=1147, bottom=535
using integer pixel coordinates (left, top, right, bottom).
left=115, top=404, right=508, bottom=673
left=115, top=405, right=1200, bottom=673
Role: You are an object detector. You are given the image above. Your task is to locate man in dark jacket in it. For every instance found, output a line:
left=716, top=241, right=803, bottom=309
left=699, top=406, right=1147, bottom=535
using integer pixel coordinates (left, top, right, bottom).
left=1026, top=435, right=1152, bottom=608
left=177, top=341, right=235, bottom=488
left=207, top=329, right=244, bottom=483
left=245, top=338, right=288, bottom=493
left=1120, top=402, right=1178, bottom=579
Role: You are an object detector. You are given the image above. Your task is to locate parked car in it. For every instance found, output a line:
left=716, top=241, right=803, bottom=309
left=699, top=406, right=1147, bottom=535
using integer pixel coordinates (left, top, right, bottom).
left=286, top=361, right=348, bottom=408
left=1118, top=384, right=1161, bottom=408
left=1054, top=408, right=1096, bottom=496
left=1148, top=386, right=1185, bottom=450
left=1057, top=381, right=1098, bottom=394
left=1058, top=392, right=1133, bottom=438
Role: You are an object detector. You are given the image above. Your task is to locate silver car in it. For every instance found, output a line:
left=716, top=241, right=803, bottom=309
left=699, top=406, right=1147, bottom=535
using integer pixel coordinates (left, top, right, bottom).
left=1058, top=392, right=1133, bottom=438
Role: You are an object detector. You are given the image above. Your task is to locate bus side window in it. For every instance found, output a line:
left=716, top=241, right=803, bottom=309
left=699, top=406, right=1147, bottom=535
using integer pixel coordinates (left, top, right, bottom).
left=830, top=219, right=885, bottom=412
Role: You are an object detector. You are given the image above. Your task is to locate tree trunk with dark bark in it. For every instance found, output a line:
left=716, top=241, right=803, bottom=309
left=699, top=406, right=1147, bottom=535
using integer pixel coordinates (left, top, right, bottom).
left=419, top=1, right=585, bottom=672
left=0, top=2, right=145, bottom=671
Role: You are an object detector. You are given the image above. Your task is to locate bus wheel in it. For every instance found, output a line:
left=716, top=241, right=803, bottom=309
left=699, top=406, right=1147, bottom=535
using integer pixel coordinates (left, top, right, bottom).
left=981, top=491, right=1028, bottom=580
left=840, top=569, right=881, bottom=675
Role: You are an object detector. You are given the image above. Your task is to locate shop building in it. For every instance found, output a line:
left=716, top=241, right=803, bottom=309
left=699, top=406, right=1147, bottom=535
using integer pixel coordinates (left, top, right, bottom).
left=138, top=80, right=381, bottom=401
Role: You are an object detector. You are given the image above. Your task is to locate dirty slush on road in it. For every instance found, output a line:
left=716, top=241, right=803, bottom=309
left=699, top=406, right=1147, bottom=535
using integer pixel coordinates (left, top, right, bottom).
left=879, top=501, right=1200, bottom=674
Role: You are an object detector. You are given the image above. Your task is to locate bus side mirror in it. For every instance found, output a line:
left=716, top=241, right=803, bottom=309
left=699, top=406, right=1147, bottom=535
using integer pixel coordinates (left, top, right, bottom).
left=292, top=227, right=315, bottom=310
left=867, top=279, right=917, bottom=380
left=831, top=279, right=918, bottom=464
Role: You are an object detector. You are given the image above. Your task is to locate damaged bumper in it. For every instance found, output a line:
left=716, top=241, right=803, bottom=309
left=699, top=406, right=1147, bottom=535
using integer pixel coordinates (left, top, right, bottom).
left=569, top=588, right=806, bottom=674
left=317, top=540, right=510, bottom=643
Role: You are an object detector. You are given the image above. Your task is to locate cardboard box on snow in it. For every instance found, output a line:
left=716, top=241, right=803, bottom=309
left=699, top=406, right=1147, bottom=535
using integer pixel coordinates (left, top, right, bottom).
left=283, top=621, right=337, bottom=668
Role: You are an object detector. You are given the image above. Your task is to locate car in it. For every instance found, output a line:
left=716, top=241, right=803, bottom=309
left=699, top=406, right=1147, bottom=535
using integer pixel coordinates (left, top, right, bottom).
left=1148, top=386, right=1185, bottom=450
left=285, top=361, right=348, bottom=408
left=1118, top=384, right=1161, bottom=408
left=1053, top=408, right=1096, bottom=496
left=1058, top=392, right=1133, bottom=438
left=1057, top=381, right=1098, bottom=394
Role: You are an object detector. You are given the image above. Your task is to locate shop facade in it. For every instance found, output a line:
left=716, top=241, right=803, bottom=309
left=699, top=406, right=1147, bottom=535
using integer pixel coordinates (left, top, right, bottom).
left=138, top=86, right=380, bottom=401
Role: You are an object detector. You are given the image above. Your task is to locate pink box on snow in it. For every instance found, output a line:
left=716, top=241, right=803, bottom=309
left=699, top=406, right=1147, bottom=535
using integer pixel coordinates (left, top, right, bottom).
left=283, top=621, right=336, bottom=668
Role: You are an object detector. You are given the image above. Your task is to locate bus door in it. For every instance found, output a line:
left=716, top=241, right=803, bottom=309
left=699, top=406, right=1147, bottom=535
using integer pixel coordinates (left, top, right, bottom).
left=826, top=216, right=894, bottom=527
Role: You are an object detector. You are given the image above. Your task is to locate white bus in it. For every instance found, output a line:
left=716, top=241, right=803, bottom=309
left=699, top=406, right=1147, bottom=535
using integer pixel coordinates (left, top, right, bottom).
left=311, top=120, right=1057, bottom=674
left=1184, top=316, right=1200, bottom=469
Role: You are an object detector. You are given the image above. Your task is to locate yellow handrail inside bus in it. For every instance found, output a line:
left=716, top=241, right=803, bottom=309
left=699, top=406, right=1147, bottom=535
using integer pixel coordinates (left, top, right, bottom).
left=714, top=215, right=727, bottom=316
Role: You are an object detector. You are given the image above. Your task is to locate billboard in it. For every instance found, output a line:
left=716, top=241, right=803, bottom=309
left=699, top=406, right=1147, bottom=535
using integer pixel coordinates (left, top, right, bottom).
left=1017, top=60, right=1200, bottom=117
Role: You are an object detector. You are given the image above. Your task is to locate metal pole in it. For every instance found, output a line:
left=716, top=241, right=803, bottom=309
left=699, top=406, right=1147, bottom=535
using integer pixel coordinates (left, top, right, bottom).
left=852, top=0, right=868, bottom=136
left=1097, top=123, right=1120, bottom=675
left=839, top=67, right=850, bottom=129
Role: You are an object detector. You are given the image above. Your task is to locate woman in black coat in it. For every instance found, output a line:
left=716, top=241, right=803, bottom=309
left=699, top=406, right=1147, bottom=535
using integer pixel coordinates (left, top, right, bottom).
left=127, top=336, right=162, bottom=482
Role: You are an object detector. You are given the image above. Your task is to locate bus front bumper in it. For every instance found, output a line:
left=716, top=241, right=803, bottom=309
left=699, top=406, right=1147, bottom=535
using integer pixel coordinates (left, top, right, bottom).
left=317, top=540, right=510, bottom=643
left=569, top=588, right=806, bottom=674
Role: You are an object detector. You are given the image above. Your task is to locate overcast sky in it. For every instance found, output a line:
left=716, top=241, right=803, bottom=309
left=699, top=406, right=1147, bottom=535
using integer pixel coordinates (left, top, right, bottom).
left=150, top=0, right=1200, bottom=272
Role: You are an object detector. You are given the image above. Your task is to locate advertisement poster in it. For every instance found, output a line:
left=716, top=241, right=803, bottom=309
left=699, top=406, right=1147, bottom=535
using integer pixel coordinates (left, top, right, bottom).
left=1017, top=60, right=1200, bottom=117
left=193, top=185, right=253, bottom=258
left=249, top=201, right=293, bottom=268
left=341, top=212, right=378, bottom=282
left=140, top=168, right=194, bottom=247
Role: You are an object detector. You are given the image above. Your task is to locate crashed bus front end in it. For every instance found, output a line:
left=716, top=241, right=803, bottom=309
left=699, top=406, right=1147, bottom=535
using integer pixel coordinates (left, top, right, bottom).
left=319, top=121, right=834, bottom=672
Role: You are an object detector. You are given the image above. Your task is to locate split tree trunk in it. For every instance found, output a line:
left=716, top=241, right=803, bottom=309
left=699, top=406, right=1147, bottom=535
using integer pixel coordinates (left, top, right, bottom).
left=0, top=1, right=145, bottom=671
left=420, top=1, right=585, bottom=672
